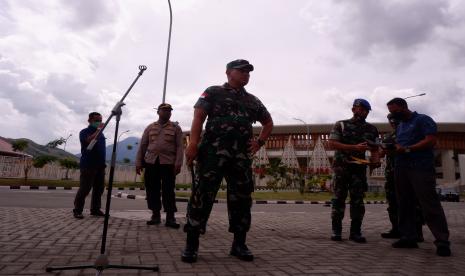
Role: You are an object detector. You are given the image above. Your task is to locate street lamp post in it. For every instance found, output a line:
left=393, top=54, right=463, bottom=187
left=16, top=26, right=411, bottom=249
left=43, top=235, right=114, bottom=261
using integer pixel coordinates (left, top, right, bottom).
left=404, top=92, right=426, bottom=99
left=118, top=130, right=130, bottom=144
left=162, top=0, right=173, bottom=104
left=293, top=118, right=310, bottom=178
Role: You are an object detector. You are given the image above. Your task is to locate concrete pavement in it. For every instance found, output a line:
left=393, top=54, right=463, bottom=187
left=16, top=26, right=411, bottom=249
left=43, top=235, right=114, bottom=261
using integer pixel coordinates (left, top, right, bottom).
left=0, top=198, right=464, bottom=275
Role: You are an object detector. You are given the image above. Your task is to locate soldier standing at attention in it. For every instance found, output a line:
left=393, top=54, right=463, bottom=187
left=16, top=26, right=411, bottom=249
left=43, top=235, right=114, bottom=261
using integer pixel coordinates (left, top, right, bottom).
left=328, top=99, right=379, bottom=243
left=181, top=59, right=273, bottom=263
left=136, top=103, right=184, bottom=229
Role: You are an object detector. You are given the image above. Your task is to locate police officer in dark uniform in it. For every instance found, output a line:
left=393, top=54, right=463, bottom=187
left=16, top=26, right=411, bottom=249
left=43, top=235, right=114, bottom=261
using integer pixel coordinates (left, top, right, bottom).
left=181, top=59, right=274, bottom=263
left=328, top=99, right=379, bottom=243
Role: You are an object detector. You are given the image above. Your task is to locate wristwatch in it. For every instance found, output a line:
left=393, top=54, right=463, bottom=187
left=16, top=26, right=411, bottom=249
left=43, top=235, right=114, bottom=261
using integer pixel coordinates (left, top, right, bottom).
left=257, top=139, right=266, bottom=147
left=405, top=146, right=411, bottom=153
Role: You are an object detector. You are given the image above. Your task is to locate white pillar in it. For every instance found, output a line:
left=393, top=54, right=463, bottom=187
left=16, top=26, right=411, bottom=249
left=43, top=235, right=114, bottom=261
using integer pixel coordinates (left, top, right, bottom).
left=441, top=150, right=455, bottom=182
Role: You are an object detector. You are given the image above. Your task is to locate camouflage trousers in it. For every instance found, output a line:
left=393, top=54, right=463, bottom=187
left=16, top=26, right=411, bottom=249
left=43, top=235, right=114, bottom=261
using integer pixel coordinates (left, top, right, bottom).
left=384, top=172, right=398, bottom=230
left=185, top=145, right=254, bottom=234
left=331, top=164, right=367, bottom=233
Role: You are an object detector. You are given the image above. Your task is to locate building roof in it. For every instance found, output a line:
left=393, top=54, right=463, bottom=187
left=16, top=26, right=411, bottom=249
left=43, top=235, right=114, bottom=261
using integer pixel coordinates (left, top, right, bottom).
left=0, top=137, right=31, bottom=157
left=252, top=123, right=465, bottom=134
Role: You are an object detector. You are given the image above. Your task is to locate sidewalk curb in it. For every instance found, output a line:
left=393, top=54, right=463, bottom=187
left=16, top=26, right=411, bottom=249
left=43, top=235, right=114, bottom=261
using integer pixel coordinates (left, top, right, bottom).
left=8, top=185, right=464, bottom=204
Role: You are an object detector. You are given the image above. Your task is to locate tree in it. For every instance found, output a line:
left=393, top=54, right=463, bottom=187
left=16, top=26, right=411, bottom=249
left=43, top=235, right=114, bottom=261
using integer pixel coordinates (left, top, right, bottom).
left=32, top=155, right=57, bottom=168
left=264, top=159, right=288, bottom=192
left=11, top=140, right=31, bottom=183
left=123, top=158, right=131, bottom=164
left=46, top=138, right=66, bottom=149
left=11, top=139, right=28, bottom=152
left=127, top=144, right=133, bottom=150
left=59, top=158, right=79, bottom=180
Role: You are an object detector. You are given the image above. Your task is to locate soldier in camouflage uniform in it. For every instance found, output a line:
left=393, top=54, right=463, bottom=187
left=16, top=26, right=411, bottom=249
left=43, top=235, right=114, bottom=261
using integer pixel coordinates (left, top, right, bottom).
left=381, top=115, right=400, bottom=238
left=381, top=114, right=424, bottom=240
left=181, top=59, right=274, bottom=263
left=328, top=99, right=379, bottom=243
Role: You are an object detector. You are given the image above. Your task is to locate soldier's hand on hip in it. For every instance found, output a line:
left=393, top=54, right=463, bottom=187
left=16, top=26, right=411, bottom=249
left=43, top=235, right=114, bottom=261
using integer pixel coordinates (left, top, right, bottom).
left=186, top=143, right=198, bottom=167
left=174, top=164, right=182, bottom=175
left=248, top=140, right=260, bottom=156
left=136, top=166, right=143, bottom=175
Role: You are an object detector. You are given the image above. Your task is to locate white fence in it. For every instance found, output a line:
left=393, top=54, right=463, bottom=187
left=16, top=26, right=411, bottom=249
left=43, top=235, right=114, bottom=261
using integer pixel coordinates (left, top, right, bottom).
left=0, top=156, right=140, bottom=183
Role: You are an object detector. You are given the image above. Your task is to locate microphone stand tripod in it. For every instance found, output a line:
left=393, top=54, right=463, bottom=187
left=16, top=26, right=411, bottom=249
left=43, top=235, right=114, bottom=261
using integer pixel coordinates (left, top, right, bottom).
left=46, top=65, right=158, bottom=275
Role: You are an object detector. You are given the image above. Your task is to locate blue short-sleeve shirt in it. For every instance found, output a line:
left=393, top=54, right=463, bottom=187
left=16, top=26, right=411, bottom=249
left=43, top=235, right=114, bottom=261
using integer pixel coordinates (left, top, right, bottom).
left=79, top=126, right=106, bottom=169
left=395, top=112, right=437, bottom=169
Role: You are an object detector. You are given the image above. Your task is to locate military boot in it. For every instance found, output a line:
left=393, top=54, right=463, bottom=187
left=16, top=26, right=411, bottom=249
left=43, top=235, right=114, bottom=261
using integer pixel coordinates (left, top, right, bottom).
left=416, top=224, right=424, bottom=243
left=331, top=220, right=342, bottom=241
left=381, top=228, right=401, bottom=239
left=230, top=232, right=254, bottom=261
left=165, top=212, right=180, bottom=229
left=181, top=231, right=199, bottom=263
left=147, top=211, right=161, bottom=225
left=349, top=220, right=366, bottom=243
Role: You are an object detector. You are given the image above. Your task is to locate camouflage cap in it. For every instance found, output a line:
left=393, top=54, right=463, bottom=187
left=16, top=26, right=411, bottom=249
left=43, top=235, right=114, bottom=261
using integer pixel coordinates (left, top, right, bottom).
left=353, top=98, right=371, bottom=111
left=157, top=103, right=173, bottom=110
left=226, top=59, right=254, bottom=71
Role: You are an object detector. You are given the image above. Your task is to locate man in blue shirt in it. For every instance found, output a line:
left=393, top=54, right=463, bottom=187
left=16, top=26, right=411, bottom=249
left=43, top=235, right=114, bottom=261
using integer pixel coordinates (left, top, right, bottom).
left=387, top=98, right=451, bottom=257
left=73, top=112, right=106, bottom=219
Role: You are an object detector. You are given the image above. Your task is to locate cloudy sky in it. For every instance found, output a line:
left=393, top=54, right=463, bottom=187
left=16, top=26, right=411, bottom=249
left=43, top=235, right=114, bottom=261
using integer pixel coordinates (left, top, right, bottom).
left=1, top=0, right=465, bottom=154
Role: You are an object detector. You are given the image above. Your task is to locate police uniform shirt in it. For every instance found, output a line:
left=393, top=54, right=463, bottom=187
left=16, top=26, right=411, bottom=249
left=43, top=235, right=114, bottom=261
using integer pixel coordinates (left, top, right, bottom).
left=136, top=121, right=183, bottom=167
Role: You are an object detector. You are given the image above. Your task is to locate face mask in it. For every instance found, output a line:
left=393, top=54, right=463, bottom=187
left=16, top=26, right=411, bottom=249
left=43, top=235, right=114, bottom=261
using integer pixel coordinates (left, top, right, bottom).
left=90, top=121, right=101, bottom=128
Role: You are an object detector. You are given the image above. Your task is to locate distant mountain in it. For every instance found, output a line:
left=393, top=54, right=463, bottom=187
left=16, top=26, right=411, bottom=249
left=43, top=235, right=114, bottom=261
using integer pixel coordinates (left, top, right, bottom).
left=105, top=136, right=140, bottom=164
left=2, top=137, right=79, bottom=161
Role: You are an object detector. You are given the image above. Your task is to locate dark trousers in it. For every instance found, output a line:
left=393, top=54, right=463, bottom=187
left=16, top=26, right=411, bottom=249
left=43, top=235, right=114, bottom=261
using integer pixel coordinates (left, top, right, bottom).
left=395, top=166, right=449, bottom=245
left=385, top=174, right=424, bottom=232
left=144, top=160, right=177, bottom=213
left=74, top=167, right=105, bottom=213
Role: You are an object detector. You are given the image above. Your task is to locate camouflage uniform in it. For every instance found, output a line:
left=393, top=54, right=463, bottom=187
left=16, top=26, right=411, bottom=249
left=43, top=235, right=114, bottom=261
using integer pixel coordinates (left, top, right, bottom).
left=329, top=118, right=379, bottom=235
left=383, top=131, right=398, bottom=231
left=185, top=82, right=271, bottom=234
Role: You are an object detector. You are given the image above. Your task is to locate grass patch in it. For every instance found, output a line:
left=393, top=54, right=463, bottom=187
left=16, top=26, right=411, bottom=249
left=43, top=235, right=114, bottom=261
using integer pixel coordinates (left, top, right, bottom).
left=175, top=191, right=387, bottom=201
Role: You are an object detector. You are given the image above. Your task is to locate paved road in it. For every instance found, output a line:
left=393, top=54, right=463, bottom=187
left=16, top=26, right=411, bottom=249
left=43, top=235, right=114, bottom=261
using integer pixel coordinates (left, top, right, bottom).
left=0, top=188, right=464, bottom=275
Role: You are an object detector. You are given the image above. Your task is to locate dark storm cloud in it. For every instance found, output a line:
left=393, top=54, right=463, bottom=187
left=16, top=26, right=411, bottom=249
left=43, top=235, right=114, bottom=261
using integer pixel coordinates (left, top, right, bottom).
left=342, top=0, right=450, bottom=54
left=306, top=0, right=452, bottom=65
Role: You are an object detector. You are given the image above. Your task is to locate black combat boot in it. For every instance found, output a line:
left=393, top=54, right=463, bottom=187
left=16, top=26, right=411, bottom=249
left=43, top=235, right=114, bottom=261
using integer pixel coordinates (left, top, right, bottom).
left=165, top=212, right=180, bottom=229
left=392, top=239, right=418, bottom=248
left=181, top=231, right=200, bottom=263
left=230, top=232, right=254, bottom=261
left=416, top=223, right=424, bottom=242
left=147, top=211, right=161, bottom=225
left=349, top=220, right=366, bottom=243
left=331, top=220, right=342, bottom=241
left=381, top=228, right=401, bottom=239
